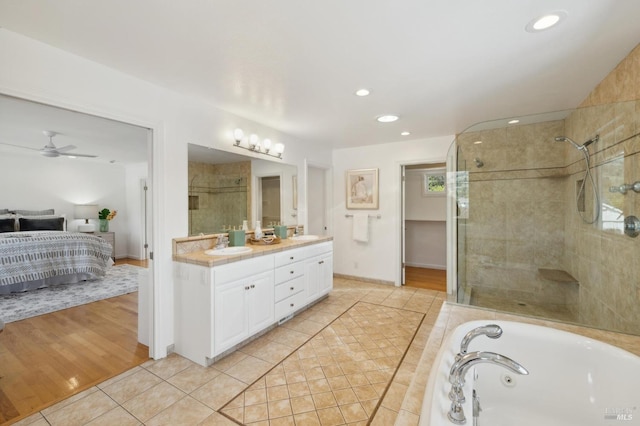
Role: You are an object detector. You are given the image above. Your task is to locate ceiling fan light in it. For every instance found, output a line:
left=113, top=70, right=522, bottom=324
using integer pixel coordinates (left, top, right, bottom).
left=41, top=151, right=59, bottom=157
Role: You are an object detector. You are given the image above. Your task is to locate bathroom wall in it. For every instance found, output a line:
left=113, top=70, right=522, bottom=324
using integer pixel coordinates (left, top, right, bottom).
left=562, top=43, right=640, bottom=334
left=332, top=136, right=453, bottom=285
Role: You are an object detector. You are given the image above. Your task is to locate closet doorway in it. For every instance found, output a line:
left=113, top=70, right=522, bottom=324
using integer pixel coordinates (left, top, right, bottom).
left=401, top=163, right=447, bottom=291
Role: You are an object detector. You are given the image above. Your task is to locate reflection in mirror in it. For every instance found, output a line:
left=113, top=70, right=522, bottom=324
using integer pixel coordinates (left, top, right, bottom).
left=188, top=144, right=298, bottom=235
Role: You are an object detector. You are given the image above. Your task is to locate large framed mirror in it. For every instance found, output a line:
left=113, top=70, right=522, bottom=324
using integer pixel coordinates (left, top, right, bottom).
left=188, top=144, right=298, bottom=235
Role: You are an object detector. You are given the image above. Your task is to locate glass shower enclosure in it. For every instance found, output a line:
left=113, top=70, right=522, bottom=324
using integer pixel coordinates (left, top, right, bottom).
left=449, top=101, right=640, bottom=336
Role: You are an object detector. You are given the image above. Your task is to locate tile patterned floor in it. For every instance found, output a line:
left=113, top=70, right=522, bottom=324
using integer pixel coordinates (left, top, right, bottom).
left=12, top=278, right=446, bottom=426
left=220, top=302, right=425, bottom=425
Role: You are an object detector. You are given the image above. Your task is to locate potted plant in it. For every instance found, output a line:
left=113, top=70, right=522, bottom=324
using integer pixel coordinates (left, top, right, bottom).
left=98, top=208, right=117, bottom=232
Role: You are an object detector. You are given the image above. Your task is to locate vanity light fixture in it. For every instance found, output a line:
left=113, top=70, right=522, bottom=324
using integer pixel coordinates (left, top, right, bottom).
left=233, top=128, right=284, bottom=159
left=377, top=115, right=399, bottom=123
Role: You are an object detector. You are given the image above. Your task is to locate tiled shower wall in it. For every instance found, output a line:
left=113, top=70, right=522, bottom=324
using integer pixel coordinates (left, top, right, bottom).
left=188, top=161, right=251, bottom=235
left=457, top=120, right=574, bottom=307
left=457, top=43, right=640, bottom=335
left=563, top=44, right=640, bottom=334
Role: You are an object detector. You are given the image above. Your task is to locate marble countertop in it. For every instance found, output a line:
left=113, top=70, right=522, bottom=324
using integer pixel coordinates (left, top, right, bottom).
left=172, top=235, right=333, bottom=267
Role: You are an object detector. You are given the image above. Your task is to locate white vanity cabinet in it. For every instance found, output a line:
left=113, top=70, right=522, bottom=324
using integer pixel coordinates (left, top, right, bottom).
left=173, top=240, right=333, bottom=367
left=174, top=255, right=273, bottom=366
left=214, top=269, right=274, bottom=354
left=304, top=243, right=334, bottom=303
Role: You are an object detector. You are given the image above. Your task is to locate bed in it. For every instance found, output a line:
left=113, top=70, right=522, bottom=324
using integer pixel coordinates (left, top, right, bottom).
left=0, top=210, right=113, bottom=294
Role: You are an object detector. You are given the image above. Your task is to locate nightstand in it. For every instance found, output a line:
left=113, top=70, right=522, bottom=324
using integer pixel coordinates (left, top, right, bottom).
left=93, top=231, right=115, bottom=261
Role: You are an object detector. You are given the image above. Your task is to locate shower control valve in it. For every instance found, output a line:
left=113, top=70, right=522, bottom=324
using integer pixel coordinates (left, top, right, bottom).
left=624, top=216, right=640, bottom=238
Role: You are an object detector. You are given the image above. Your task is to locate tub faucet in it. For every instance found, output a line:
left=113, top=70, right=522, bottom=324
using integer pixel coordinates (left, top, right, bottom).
left=456, top=324, right=503, bottom=360
left=448, top=351, right=528, bottom=425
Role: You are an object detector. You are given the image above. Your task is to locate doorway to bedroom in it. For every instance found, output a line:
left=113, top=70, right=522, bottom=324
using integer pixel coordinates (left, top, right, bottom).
left=0, top=93, right=153, bottom=424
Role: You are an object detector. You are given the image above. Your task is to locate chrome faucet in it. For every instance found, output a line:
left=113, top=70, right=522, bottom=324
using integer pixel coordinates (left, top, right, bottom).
left=215, top=235, right=229, bottom=249
left=456, top=324, right=503, bottom=360
left=448, top=351, right=528, bottom=425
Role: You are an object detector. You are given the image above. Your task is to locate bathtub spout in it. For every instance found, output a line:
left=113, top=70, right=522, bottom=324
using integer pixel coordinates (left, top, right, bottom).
left=448, top=351, right=528, bottom=424
left=456, top=324, right=503, bottom=360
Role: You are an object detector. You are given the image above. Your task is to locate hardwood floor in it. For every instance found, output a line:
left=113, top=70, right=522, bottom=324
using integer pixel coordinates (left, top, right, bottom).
left=0, top=260, right=149, bottom=425
left=404, top=266, right=447, bottom=292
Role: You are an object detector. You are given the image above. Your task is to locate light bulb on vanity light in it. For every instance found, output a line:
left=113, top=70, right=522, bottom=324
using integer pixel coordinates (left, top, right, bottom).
left=274, top=143, right=285, bottom=157
left=263, top=138, right=272, bottom=153
left=249, top=134, right=259, bottom=150
left=233, top=128, right=244, bottom=145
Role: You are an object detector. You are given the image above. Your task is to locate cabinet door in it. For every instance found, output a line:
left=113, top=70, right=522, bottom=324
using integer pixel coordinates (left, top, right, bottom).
left=247, top=271, right=275, bottom=334
left=318, top=253, right=333, bottom=296
left=304, top=256, right=320, bottom=303
left=214, top=280, right=249, bottom=353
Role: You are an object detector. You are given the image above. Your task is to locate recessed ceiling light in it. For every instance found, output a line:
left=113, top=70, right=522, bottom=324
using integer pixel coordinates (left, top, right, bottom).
left=526, top=11, right=566, bottom=32
left=355, top=88, right=370, bottom=97
left=473, top=141, right=482, bottom=145
left=508, top=119, right=520, bottom=125
left=377, top=115, right=399, bottom=123
left=401, top=131, right=410, bottom=136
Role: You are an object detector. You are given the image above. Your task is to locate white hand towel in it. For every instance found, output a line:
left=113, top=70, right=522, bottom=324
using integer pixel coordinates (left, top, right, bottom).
left=352, top=213, right=369, bottom=242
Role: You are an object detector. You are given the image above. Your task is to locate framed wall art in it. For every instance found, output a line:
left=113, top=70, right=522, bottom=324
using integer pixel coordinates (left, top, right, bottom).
left=346, top=168, right=379, bottom=209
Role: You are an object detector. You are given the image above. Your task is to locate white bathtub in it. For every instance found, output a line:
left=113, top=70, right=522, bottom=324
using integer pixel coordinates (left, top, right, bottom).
left=420, top=320, right=640, bottom=426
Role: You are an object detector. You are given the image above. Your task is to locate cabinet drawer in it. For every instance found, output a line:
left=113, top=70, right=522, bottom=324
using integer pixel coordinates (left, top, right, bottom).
left=214, top=255, right=273, bottom=285
left=274, top=247, right=309, bottom=268
left=275, top=290, right=306, bottom=320
left=275, top=262, right=304, bottom=284
left=307, top=241, right=333, bottom=258
left=275, top=276, right=304, bottom=302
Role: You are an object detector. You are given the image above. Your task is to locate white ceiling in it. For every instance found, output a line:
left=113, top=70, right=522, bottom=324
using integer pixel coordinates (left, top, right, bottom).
left=0, top=94, right=149, bottom=164
left=0, top=0, right=639, bottom=149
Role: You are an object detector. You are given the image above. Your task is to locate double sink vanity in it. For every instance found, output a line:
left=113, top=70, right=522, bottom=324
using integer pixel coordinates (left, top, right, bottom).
left=172, top=232, right=333, bottom=367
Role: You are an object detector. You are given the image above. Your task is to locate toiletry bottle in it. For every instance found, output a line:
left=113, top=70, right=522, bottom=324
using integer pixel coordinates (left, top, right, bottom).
left=242, top=220, right=248, bottom=231
left=255, top=221, right=263, bottom=239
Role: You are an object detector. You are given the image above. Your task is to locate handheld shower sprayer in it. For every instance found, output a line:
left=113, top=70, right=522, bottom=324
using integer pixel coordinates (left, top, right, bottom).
left=554, top=135, right=599, bottom=151
left=554, top=134, right=600, bottom=225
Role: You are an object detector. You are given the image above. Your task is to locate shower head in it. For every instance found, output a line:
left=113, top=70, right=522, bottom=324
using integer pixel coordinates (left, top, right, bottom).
left=474, top=158, right=484, bottom=168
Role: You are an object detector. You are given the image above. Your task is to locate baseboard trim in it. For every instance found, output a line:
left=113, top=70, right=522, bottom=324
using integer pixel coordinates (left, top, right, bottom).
left=333, top=273, right=394, bottom=286
left=405, top=262, right=446, bottom=270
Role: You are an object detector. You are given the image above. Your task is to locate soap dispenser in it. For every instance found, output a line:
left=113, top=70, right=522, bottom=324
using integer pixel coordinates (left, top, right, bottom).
left=254, top=220, right=263, bottom=239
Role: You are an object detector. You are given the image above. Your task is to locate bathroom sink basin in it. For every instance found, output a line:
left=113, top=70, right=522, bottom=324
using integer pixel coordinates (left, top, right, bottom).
left=204, top=246, right=253, bottom=256
left=291, top=235, right=320, bottom=241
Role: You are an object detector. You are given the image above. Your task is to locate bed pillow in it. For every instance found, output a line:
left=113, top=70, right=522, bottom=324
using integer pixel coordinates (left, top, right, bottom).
left=19, top=217, right=65, bottom=231
left=0, top=218, right=15, bottom=233
left=11, top=209, right=55, bottom=216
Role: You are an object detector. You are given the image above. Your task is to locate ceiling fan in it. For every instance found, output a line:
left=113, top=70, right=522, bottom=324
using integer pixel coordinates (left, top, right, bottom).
left=0, top=130, right=98, bottom=158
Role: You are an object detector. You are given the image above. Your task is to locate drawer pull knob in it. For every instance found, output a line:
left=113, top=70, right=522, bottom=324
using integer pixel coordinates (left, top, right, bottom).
left=244, top=286, right=250, bottom=290
left=319, top=260, right=324, bottom=264
left=290, top=287, right=294, bottom=291
left=290, top=256, right=294, bottom=260
left=290, top=270, right=294, bottom=274
left=250, top=284, right=255, bottom=289
left=290, top=303, right=294, bottom=307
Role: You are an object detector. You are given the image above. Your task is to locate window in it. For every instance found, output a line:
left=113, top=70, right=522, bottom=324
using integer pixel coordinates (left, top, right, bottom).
left=423, top=168, right=446, bottom=196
